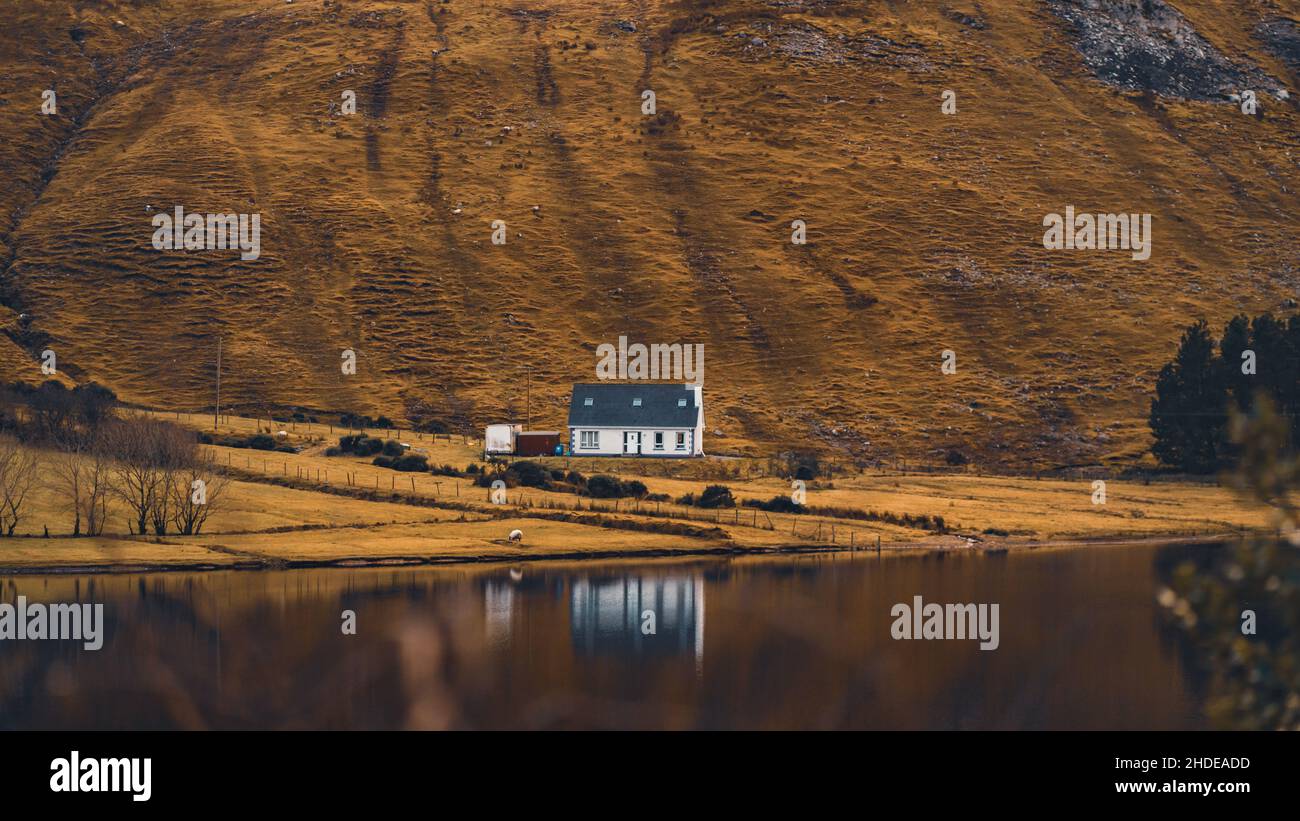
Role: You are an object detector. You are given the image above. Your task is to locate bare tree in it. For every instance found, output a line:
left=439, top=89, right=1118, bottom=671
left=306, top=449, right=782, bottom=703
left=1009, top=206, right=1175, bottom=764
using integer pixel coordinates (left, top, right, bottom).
left=106, top=416, right=195, bottom=536
left=53, top=433, right=87, bottom=536
left=52, top=428, right=112, bottom=537
left=170, top=458, right=229, bottom=535
left=105, top=418, right=153, bottom=536
left=83, top=440, right=111, bottom=537
left=150, top=424, right=194, bottom=536
left=0, top=436, right=39, bottom=536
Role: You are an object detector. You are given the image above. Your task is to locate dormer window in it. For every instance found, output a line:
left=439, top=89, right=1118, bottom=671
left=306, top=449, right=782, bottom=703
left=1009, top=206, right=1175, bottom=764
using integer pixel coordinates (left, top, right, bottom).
left=584, top=397, right=593, bottom=406
left=632, top=398, right=642, bottom=407
left=677, top=398, right=687, bottom=407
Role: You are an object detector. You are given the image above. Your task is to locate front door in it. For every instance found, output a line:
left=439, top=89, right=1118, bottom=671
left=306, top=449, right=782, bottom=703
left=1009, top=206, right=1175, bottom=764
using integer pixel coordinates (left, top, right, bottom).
left=623, top=431, right=641, bottom=454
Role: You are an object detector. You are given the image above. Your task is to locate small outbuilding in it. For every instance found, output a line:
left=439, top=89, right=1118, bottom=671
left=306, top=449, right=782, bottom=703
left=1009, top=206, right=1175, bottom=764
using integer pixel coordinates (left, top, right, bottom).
left=515, top=431, right=562, bottom=457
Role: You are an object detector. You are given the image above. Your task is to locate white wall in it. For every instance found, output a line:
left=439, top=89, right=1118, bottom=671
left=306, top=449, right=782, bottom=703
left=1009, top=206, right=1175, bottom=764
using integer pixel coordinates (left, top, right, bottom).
left=569, top=427, right=698, bottom=457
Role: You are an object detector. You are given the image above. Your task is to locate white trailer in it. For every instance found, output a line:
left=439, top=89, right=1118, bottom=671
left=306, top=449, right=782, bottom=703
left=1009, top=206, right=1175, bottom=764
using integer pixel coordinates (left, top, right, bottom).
left=484, top=423, right=522, bottom=456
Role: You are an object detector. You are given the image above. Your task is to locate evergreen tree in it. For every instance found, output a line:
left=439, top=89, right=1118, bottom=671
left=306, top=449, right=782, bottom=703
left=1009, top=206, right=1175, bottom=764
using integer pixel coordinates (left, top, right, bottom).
left=1249, top=314, right=1288, bottom=406
left=1217, top=314, right=1253, bottom=412
left=1149, top=320, right=1225, bottom=473
left=1285, top=315, right=1300, bottom=444
left=1215, top=314, right=1253, bottom=464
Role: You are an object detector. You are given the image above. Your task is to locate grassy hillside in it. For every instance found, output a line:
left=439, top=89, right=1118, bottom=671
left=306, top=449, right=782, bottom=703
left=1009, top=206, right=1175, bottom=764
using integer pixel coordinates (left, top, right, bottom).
left=2, top=0, right=1298, bottom=468
left=0, top=410, right=1274, bottom=573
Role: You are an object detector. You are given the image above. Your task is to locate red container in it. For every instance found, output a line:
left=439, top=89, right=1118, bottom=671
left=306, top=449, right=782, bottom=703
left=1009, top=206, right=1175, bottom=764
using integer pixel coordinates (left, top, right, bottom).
left=514, top=431, right=561, bottom=457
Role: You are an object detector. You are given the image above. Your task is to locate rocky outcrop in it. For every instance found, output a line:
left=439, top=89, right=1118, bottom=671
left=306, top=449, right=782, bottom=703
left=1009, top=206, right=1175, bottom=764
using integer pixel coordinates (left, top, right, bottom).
left=1048, top=0, right=1286, bottom=101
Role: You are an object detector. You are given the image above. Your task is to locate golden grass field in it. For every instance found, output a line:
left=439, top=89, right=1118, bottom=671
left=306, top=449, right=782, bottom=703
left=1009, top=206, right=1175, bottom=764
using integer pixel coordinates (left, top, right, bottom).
left=0, top=411, right=1276, bottom=572
left=1, top=0, right=1298, bottom=471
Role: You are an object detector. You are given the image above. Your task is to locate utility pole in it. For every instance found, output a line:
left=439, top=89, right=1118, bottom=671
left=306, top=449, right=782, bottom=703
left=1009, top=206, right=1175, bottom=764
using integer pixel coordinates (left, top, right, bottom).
left=214, top=336, right=222, bottom=431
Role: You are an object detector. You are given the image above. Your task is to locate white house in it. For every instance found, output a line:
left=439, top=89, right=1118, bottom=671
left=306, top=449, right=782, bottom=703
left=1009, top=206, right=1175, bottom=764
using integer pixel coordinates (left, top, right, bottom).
left=567, top=383, right=703, bottom=457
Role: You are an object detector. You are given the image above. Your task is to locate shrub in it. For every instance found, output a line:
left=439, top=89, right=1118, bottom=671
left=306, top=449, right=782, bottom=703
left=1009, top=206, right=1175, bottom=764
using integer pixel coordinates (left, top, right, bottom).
left=743, top=495, right=805, bottom=514
left=372, top=454, right=427, bottom=472
left=473, top=463, right=549, bottom=489
left=584, top=475, right=623, bottom=498
left=771, top=450, right=822, bottom=480
left=336, top=434, right=384, bottom=456
left=382, top=439, right=405, bottom=457
left=341, top=412, right=395, bottom=431
left=510, top=460, right=551, bottom=489
left=584, top=475, right=647, bottom=499
left=248, top=433, right=277, bottom=450
left=697, top=485, right=736, bottom=508
left=394, top=454, right=428, bottom=472
left=474, top=471, right=505, bottom=488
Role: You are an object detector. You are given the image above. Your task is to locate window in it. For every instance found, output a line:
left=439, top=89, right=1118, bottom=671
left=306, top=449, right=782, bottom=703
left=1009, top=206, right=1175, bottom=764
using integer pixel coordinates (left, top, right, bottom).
left=632, top=398, right=642, bottom=407
left=583, top=397, right=593, bottom=406
left=580, top=430, right=598, bottom=449
left=654, top=432, right=664, bottom=450
left=675, top=432, right=687, bottom=450
left=678, top=398, right=687, bottom=407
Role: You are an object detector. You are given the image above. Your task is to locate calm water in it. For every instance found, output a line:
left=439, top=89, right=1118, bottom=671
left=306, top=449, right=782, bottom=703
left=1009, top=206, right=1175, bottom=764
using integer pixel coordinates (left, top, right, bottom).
left=0, top=543, right=1212, bottom=729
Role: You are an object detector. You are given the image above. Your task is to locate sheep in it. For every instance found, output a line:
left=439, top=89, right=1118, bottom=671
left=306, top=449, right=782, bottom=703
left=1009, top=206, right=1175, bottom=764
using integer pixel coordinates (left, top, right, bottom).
left=508, top=529, right=523, bottom=543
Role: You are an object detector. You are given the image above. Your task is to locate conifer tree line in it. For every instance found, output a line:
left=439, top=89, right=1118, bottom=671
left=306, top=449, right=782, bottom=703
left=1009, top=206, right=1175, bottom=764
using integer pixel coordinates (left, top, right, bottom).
left=1149, top=313, right=1300, bottom=473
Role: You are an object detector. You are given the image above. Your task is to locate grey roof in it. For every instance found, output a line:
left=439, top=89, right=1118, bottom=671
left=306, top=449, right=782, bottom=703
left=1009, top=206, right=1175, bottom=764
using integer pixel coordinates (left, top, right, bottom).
left=567, top=383, right=701, bottom=428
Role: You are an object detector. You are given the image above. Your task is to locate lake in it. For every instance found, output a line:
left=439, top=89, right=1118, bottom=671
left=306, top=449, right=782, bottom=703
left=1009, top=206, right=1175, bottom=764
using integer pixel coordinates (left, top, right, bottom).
left=0, top=542, right=1213, bottom=730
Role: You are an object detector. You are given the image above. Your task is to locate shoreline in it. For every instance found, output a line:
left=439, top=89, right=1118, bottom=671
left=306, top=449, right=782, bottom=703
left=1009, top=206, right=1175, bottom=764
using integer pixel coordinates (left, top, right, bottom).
left=0, top=532, right=1240, bottom=576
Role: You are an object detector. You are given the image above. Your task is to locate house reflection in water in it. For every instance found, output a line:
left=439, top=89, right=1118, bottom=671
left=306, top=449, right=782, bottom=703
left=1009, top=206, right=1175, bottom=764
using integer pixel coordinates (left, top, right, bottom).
left=484, top=580, right=514, bottom=649
left=569, top=575, right=705, bottom=668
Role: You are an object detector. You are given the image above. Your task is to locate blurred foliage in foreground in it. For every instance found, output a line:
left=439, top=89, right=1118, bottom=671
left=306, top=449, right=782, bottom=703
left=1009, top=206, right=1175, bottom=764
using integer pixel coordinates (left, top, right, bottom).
left=1158, top=394, right=1300, bottom=730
